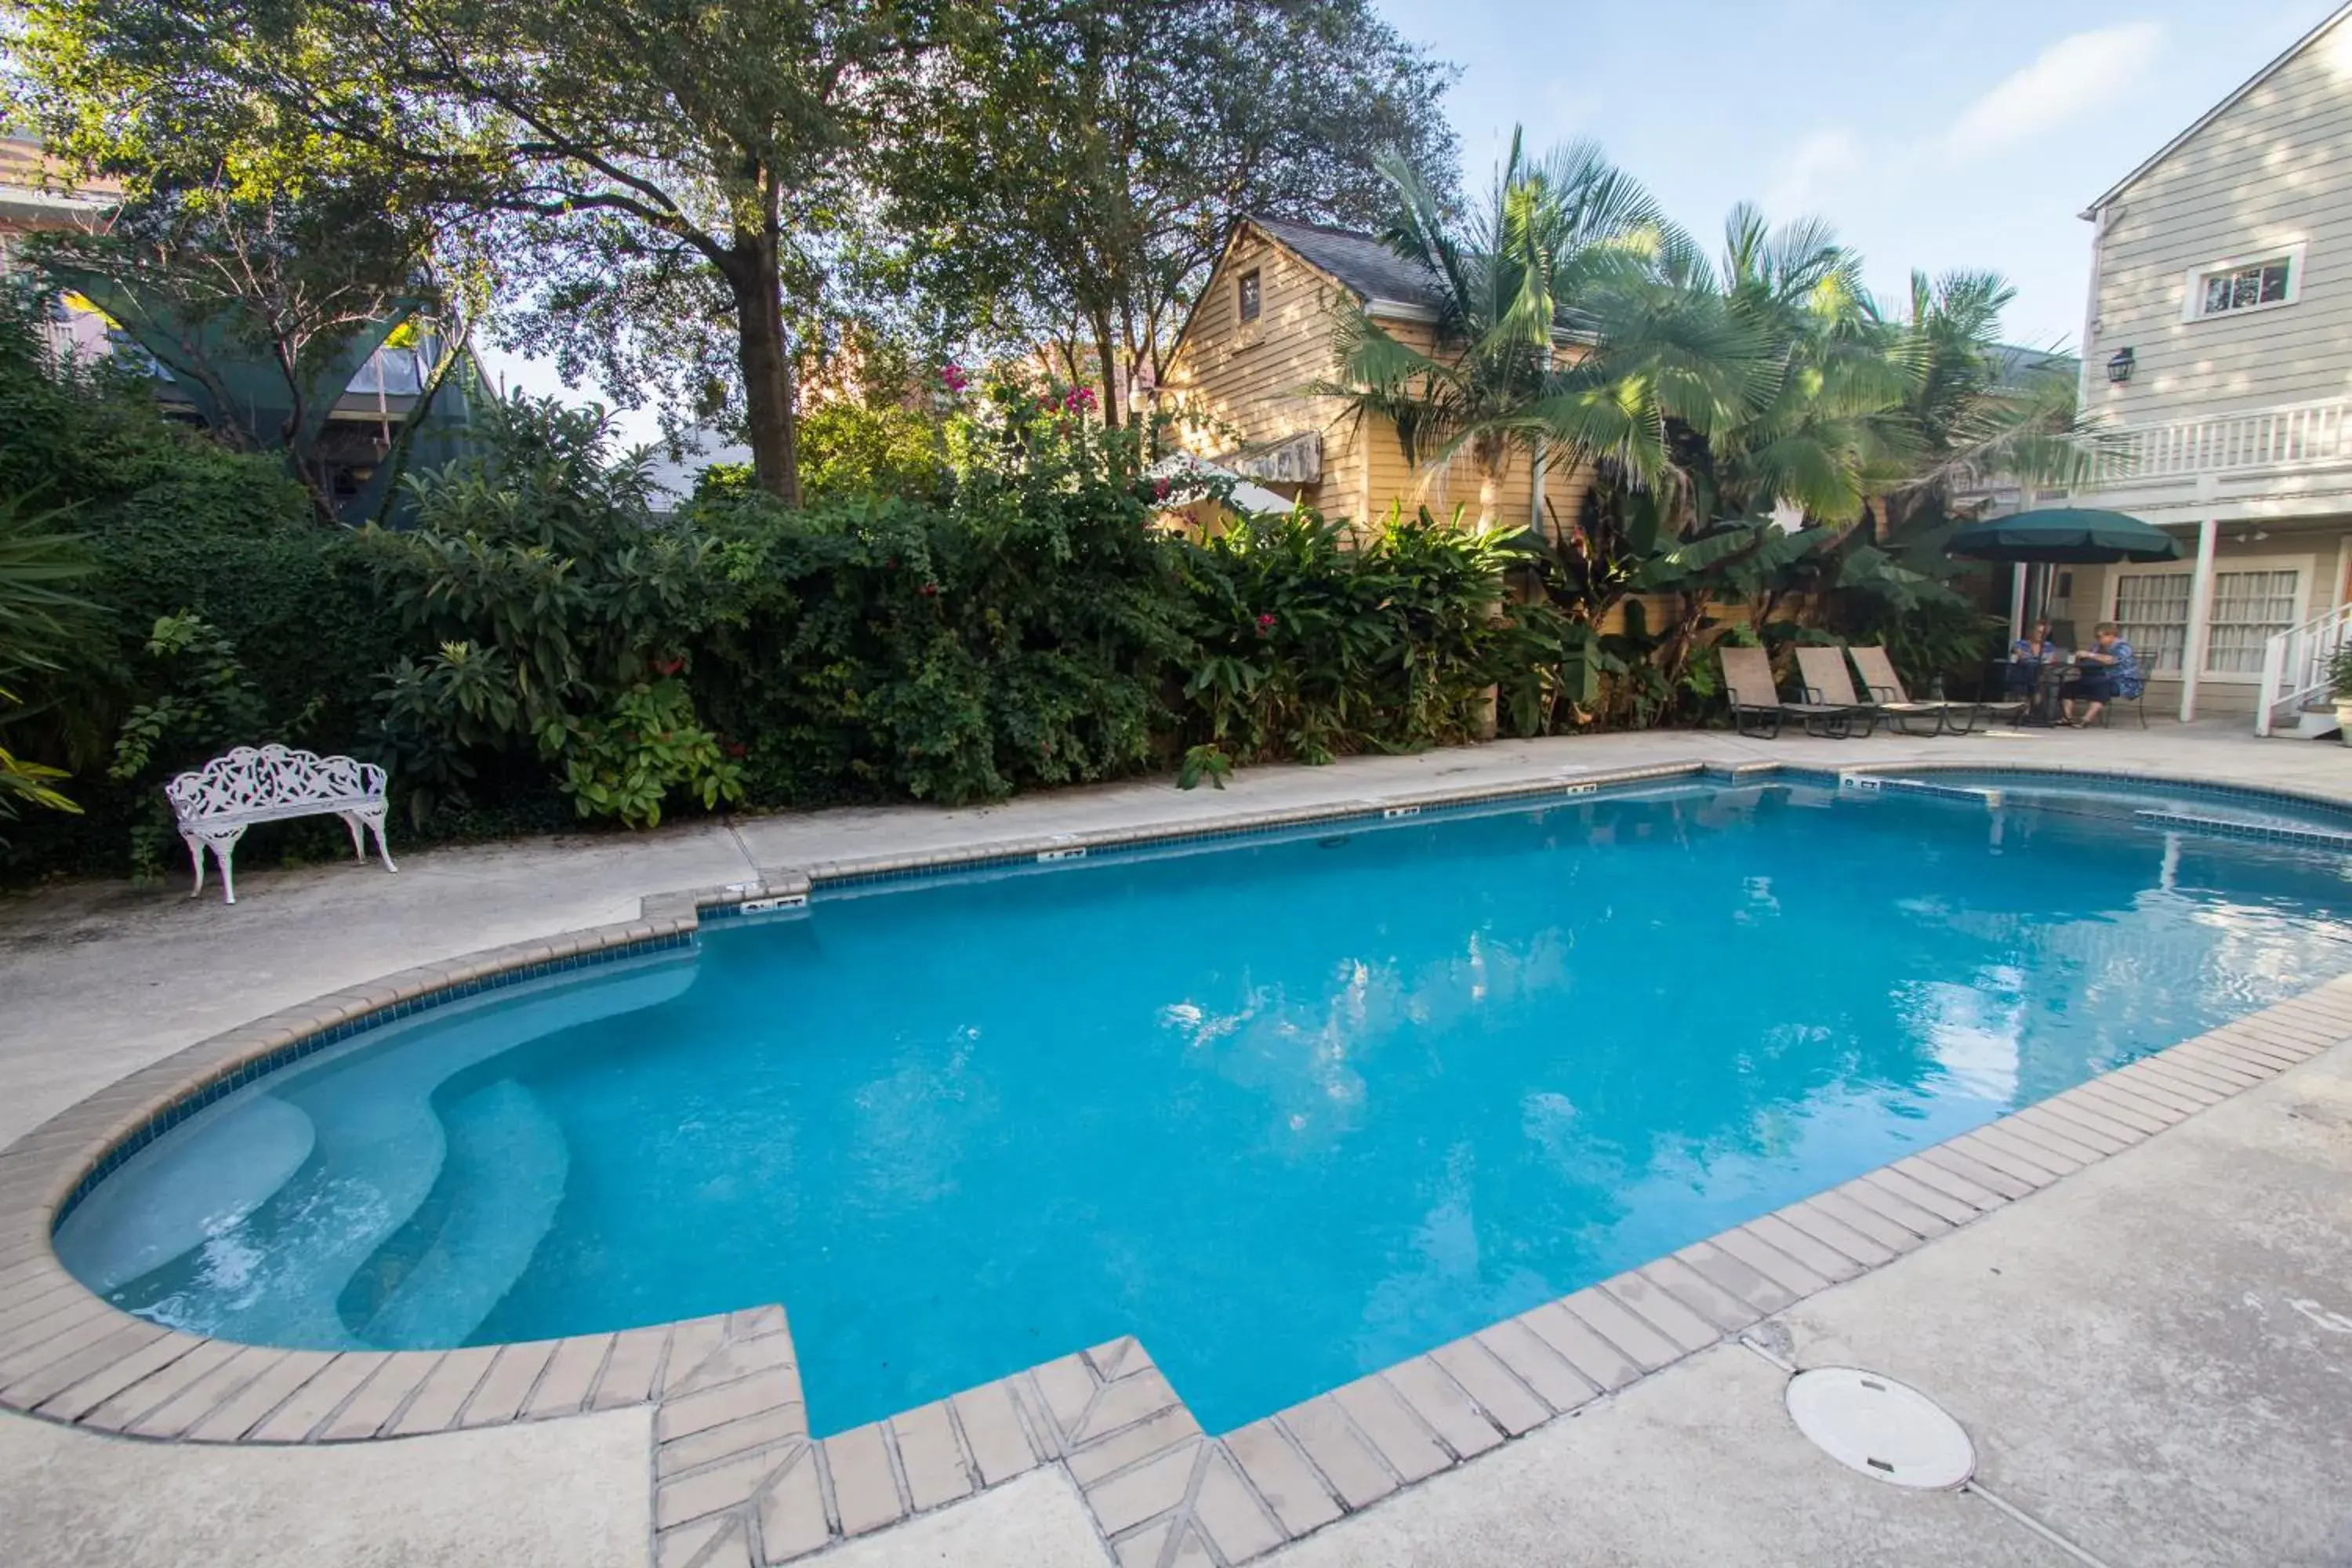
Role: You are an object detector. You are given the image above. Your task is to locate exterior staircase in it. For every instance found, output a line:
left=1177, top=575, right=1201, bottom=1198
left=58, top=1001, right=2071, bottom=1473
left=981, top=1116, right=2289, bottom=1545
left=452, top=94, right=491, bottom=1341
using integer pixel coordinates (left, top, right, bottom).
left=2257, top=603, right=2352, bottom=738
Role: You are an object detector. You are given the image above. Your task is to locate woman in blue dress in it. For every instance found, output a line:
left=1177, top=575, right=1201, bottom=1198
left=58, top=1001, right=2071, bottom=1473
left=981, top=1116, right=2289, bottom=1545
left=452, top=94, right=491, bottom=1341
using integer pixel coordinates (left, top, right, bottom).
left=2062, top=622, right=2140, bottom=727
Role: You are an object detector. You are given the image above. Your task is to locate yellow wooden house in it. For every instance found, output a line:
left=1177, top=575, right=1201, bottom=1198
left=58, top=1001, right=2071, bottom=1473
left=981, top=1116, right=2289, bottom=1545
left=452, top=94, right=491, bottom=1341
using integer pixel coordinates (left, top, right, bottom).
left=1155, top=216, right=1589, bottom=532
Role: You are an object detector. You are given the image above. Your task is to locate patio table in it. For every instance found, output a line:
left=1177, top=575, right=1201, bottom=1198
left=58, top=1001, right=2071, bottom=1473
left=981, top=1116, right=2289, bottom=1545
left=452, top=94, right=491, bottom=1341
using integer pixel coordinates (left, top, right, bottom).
left=1988, top=659, right=2070, bottom=724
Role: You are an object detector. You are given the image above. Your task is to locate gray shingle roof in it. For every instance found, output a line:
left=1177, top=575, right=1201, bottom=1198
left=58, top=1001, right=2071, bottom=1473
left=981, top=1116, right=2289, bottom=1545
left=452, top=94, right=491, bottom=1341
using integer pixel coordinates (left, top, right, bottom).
left=1249, top=216, right=1443, bottom=313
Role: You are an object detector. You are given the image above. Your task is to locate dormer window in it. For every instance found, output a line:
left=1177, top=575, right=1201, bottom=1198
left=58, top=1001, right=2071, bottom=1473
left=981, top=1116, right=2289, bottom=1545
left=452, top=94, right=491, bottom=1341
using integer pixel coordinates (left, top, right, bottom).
left=2183, top=243, right=2305, bottom=321
left=1237, top=269, right=1261, bottom=323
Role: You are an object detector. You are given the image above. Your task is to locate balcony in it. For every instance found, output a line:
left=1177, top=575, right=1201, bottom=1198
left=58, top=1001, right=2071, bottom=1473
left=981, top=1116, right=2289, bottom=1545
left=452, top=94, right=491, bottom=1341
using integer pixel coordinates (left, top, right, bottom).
left=2077, top=397, right=2352, bottom=524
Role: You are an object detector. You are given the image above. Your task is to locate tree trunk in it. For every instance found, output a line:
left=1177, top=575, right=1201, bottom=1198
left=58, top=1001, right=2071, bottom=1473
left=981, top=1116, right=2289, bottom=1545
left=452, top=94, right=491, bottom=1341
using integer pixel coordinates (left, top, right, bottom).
left=723, top=238, right=801, bottom=507
left=1091, top=311, right=1120, bottom=430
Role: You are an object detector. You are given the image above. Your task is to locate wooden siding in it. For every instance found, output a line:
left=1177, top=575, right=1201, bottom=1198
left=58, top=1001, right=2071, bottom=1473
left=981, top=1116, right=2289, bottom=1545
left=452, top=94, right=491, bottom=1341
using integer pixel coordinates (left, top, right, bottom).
left=1160, top=227, right=1360, bottom=517
left=1159, top=225, right=1591, bottom=532
left=2087, top=18, right=2352, bottom=423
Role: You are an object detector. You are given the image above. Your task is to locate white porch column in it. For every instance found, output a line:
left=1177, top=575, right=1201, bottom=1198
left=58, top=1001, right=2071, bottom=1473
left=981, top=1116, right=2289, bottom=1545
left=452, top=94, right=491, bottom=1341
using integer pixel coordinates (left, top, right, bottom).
left=2178, top=516, right=2220, bottom=724
left=2008, top=564, right=2027, bottom=642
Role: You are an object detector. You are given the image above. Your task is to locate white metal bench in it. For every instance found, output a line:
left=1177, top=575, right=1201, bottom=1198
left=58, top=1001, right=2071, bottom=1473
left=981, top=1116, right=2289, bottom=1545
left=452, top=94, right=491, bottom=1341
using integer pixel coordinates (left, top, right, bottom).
left=165, top=744, right=397, bottom=905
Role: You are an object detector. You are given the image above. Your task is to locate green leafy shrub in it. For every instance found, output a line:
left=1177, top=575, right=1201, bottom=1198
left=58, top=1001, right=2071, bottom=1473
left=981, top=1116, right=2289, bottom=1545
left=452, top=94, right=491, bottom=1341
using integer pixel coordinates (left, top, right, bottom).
left=700, top=374, right=1193, bottom=805
left=1174, top=505, right=1561, bottom=773
left=364, top=394, right=738, bottom=828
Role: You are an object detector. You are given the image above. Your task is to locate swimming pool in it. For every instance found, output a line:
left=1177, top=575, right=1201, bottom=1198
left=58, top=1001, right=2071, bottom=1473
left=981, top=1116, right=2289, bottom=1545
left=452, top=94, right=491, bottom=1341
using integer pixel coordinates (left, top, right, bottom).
left=54, top=774, right=2352, bottom=1436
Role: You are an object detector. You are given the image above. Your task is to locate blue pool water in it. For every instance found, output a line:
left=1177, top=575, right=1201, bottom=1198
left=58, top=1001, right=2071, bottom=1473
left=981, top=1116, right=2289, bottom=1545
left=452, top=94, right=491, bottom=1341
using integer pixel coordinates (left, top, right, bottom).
left=56, top=778, right=2352, bottom=1434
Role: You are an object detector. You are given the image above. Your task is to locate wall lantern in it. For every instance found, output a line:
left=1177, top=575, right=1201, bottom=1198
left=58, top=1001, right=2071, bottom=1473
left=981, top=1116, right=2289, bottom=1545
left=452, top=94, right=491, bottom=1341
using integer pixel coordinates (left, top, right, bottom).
left=2105, top=347, right=2136, bottom=383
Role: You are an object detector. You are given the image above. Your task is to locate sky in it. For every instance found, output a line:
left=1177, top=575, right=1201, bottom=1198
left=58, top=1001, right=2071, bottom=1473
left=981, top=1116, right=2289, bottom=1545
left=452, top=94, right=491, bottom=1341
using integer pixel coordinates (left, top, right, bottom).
left=1375, top=0, right=2332, bottom=349
left=487, top=0, right=2338, bottom=434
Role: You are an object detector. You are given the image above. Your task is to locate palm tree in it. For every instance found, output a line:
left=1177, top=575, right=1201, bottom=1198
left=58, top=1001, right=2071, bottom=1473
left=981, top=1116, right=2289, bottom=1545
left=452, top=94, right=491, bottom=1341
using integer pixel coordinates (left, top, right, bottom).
left=1320, top=129, right=1755, bottom=524
left=1689, top=204, right=1915, bottom=530
left=1876, top=268, right=2098, bottom=540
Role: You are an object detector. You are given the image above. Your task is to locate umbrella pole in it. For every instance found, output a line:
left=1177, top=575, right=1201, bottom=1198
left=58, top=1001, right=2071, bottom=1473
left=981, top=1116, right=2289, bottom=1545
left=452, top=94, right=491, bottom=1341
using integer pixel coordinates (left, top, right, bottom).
left=2009, top=565, right=2027, bottom=643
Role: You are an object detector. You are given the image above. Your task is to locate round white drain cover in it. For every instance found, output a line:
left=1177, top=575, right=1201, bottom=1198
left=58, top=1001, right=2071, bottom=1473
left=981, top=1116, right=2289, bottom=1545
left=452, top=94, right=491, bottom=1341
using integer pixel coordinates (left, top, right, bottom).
left=1784, top=1367, right=1975, bottom=1490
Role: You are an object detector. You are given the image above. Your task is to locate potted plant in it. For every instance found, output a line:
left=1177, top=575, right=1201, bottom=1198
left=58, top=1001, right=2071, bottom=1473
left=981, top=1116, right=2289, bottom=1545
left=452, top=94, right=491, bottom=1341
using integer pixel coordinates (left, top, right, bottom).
left=2330, top=644, right=2352, bottom=745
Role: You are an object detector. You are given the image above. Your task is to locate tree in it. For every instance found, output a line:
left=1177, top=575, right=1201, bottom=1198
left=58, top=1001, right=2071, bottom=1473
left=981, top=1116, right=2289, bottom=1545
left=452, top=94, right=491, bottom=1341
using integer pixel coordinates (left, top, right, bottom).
left=9, top=0, right=928, bottom=507
left=22, top=171, right=474, bottom=523
left=886, top=0, right=1457, bottom=428
left=1876, top=267, right=2095, bottom=539
left=1324, top=130, right=1757, bottom=519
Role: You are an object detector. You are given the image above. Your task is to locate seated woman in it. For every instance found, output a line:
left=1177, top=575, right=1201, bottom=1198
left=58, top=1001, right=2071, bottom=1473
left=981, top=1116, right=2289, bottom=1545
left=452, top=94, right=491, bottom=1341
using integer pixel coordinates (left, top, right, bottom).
left=2011, top=619, right=2058, bottom=662
left=2006, top=619, right=2060, bottom=698
left=2061, top=622, right=2140, bottom=727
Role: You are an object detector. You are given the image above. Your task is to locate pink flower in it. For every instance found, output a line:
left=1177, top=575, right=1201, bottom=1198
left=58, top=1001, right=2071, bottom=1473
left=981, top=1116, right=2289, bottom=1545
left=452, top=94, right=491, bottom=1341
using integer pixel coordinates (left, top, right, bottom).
left=941, top=363, right=968, bottom=392
left=1255, top=613, right=1277, bottom=636
left=1065, top=386, right=1097, bottom=412
left=1152, top=477, right=1172, bottom=502
left=920, top=582, right=941, bottom=597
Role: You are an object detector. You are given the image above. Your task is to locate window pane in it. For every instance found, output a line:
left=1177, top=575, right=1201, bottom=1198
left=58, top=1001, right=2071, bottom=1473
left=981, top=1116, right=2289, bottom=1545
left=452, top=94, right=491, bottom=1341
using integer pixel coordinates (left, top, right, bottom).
left=2231, top=269, right=2261, bottom=309
left=2205, top=275, right=2232, bottom=314
left=2205, top=568, right=2301, bottom=674
left=2114, top=570, right=2193, bottom=674
left=2259, top=261, right=2290, bottom=303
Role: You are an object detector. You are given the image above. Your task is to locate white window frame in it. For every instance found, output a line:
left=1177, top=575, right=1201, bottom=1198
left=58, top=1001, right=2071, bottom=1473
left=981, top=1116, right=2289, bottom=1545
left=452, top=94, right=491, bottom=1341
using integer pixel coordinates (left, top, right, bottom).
left=2109, top=556, right=2314, bottom=683
left=2180, top=241, right=2307, bottom=322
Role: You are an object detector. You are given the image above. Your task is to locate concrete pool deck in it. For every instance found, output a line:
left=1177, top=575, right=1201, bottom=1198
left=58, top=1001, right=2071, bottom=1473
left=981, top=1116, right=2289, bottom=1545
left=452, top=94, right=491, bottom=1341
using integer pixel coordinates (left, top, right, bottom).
left=4, top=719, right=2351, bottom=1566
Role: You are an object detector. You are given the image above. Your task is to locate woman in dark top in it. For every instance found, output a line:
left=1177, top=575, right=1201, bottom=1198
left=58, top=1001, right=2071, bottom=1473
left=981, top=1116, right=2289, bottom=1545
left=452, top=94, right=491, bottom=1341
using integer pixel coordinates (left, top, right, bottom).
left=2006, top=619, right=2058, bottom=699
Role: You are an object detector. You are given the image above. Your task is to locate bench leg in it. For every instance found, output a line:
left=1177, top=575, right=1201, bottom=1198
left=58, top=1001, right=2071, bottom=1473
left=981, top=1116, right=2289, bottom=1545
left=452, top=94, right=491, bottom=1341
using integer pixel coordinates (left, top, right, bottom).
left=339, top=811, right=368, bottom=862
left=193, top=827, right=245, bottom=905
left=183, top=832, right=206, bottom=901
left=356, top=804, right=397, bottom=873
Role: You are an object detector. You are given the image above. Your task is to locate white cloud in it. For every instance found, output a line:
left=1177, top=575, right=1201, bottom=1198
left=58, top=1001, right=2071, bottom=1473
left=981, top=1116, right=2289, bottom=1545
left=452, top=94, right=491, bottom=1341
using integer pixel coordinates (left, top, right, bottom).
left=1763, top=128, right=1866, bottom=215
left=1942, top=21, right=2167, bottom=164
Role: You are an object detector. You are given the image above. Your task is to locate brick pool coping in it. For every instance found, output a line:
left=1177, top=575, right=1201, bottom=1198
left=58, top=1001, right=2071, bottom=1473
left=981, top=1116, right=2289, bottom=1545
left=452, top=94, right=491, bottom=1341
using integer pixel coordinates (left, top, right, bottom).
left=2, top=756, right=2347, bottom=1568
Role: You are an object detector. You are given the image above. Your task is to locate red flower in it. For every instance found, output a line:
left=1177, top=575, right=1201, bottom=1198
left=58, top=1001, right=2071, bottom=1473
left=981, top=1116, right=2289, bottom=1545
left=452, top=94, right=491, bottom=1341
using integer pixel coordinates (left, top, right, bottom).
left=725, top=741, right=747, bottom=758
left=653, top=656, right=684, bottom=677
left=1152, top=477, right=1172, bottom=502
left=941, top=363, right=968, bottom=392
left=1065, top=385, right=1097, bottom=412
left=920, top=582, right=941, bottom=597
left=1256, top=612, right=1277, bottom=632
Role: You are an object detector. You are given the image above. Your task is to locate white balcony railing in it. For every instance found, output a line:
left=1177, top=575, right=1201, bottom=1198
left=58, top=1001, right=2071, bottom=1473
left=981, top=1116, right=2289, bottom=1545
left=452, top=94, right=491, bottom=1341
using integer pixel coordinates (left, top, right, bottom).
left=2091, top=397, right=2352, bottom=486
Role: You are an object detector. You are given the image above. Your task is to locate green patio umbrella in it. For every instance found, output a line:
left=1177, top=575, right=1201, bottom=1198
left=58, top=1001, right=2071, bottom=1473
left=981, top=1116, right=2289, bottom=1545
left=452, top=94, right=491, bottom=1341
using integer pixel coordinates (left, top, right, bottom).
left=1944, top=507, right=2181, bottom=564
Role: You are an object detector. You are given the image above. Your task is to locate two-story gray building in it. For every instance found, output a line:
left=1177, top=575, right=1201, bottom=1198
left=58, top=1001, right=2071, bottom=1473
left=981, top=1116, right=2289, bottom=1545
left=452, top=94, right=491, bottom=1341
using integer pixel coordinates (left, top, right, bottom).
left=2069, top=2, right=2352, bottom=733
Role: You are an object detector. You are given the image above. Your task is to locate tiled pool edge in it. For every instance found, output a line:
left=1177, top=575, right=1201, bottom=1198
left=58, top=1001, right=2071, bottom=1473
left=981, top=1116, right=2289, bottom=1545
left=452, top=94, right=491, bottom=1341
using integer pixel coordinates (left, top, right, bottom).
left=0, top=755, right=2347, bottom=1568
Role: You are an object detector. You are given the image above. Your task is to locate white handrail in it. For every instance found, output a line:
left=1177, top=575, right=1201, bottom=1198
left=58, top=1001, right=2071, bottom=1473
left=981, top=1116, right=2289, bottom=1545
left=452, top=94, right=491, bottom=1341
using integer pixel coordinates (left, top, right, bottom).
left=2092, top=396, right=2352, bottom=485
left=2256, top=601, right=2352, bottom=737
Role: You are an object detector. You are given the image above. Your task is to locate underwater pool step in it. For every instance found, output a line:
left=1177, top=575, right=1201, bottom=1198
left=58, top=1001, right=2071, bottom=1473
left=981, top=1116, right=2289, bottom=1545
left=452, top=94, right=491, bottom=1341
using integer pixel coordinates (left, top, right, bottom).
left=53, top=1094, right=317, bottom=1294
left=344, top=1078, right=570, bottom=1347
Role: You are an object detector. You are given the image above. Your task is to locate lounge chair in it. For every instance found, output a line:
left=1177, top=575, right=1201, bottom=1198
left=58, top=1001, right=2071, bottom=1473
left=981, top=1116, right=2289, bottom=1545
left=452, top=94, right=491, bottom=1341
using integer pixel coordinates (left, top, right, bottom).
left=1791, top=647, right=1886, bottom=738
left=1844, top=644, right=1996, bottom=736
left=1718, top=645, right=1864, bottom=739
